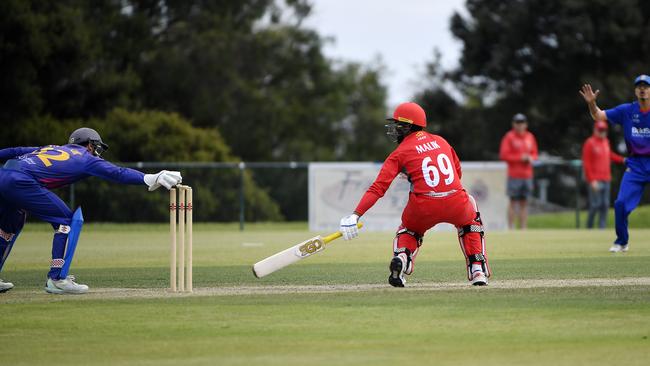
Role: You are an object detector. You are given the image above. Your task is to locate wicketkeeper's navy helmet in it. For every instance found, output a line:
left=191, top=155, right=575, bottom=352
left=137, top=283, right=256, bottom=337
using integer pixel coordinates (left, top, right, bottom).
left=68, top=127, right=109, bottom=156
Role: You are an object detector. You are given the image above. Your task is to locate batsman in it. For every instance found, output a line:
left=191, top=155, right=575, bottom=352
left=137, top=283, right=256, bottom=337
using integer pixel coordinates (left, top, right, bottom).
left=339, top=102, right=491, bottom=287
left=0, top=127, right=182, bottom=294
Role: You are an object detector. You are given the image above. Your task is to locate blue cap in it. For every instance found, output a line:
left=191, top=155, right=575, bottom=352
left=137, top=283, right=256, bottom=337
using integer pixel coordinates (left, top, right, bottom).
left=634, top=74, right=650, bottom=86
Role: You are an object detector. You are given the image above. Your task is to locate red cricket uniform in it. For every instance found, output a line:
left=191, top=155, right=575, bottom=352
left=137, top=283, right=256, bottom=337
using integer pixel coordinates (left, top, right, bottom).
left=499, top=130, right=538, bottom=178
left=353, top=130, right=489, bottom=277
left=582, top=135, right=624, bottom=183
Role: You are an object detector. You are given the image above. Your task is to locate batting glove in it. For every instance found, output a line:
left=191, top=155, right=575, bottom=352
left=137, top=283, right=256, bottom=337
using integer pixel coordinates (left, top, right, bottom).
left=340, top=213, right=360, bottom=240
left=144, top=170, right=183, bottom=191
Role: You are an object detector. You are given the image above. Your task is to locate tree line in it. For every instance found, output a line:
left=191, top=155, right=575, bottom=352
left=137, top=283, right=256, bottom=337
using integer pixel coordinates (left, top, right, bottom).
left=1, top=0, right=392, bottom=161
left=418, top=0, right=650, bottom=160
left=2, top=0, right=649, bottom=220
left=0, top=0, right=391, bottom=221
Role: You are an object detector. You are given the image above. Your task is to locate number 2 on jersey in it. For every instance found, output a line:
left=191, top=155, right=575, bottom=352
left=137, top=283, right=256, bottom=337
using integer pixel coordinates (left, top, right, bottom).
left=421, top=154, right=454, bottom=188
left=34, top=147, right=70, bottom=167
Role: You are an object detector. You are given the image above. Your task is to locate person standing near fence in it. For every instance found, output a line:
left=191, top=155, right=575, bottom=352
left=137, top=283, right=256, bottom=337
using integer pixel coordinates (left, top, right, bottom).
left=499, top=113, right=538, bottom=229
left=580, top=75, right=650, bottom=252
left=0, top=127, right=182, bottom=294
left=582, top=121, right=625, bottom=229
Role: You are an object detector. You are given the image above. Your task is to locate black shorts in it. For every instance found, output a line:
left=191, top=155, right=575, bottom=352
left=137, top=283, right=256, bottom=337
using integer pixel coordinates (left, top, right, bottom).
left=507, top=178, right=533, bottom=200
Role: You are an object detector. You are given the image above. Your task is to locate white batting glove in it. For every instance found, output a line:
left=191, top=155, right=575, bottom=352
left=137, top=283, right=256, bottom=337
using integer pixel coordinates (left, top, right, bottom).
left=339, top=213, right=360, bottom=240
left=144, top=170, right=183, bottom=191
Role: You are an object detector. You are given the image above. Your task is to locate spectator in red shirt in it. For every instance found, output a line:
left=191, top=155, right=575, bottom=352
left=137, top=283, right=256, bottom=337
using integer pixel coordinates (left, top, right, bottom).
left=499, top=113, right=538, bottom=229
left=582, top=121, right=625, bottom=229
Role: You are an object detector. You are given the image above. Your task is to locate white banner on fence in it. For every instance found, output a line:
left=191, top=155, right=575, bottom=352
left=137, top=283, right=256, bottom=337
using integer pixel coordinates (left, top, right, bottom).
left=308, top=162, right=508, bottom=232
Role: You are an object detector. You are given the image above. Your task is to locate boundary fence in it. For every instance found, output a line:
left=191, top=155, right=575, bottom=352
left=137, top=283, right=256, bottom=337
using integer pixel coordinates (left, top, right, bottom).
left=61, top=160, right=646, bottom=229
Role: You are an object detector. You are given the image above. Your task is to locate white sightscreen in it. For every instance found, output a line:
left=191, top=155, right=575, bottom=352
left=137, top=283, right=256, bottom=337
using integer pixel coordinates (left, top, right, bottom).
left=308, top=162, right=508, bottom=232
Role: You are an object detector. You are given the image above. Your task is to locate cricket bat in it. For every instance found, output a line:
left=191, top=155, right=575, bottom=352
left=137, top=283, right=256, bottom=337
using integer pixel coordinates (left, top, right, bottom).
left=252, top=222, right=363, bottom=278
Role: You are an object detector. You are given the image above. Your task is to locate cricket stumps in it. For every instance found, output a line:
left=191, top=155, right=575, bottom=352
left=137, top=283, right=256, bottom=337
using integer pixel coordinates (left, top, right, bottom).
left=170, top=185, right=193, bottom=292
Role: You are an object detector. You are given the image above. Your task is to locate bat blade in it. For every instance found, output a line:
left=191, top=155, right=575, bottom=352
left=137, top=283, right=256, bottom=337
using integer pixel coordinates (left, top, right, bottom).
left=252, top=223, right=362, bottom=278
left=252, top=236, right=325, bottom=278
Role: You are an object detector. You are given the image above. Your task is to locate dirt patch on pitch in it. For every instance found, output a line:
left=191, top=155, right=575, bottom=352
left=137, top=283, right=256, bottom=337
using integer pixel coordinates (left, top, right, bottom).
left=4, top=277, right=647, bottom=302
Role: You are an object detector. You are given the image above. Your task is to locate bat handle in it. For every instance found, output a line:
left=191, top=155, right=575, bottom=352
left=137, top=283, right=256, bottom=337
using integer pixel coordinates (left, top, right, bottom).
left=323, top=222, right=364, bottom=243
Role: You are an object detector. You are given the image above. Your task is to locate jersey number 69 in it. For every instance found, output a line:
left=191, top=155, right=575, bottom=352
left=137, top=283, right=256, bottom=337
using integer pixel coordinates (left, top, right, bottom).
left=421, top=154, right=454, bottom=188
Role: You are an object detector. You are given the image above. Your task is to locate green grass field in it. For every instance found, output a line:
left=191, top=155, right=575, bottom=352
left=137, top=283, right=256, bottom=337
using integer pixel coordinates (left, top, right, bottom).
left=528, top=205, right=650, bottom=229
left=2, top=222, right=650, bottom=365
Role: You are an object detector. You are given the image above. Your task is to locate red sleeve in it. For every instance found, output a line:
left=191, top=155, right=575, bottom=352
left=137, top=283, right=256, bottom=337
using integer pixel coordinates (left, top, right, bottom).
left=529, top=133, right=538, bottom=160
left=354, top=151, right=400, bottom=216
left=582, top=139, right=594, bottom=182
left=499, top=133, right=521, bottom=163
left=610, top=147, right=625, bottom=164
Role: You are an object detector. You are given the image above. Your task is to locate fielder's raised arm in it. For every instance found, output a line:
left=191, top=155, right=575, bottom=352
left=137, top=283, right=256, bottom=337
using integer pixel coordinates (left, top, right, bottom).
left=579, top=84, right=608, bottom=121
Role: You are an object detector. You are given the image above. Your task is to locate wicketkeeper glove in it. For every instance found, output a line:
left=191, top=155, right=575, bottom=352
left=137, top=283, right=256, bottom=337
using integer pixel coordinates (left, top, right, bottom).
left=339, top=213, right=360, bottom=240
left=144, top=170, right=183, bottom=191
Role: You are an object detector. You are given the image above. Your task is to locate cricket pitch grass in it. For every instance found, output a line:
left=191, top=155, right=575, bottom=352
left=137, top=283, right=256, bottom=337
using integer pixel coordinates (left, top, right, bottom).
left=2, top=223, right=649, bottom=365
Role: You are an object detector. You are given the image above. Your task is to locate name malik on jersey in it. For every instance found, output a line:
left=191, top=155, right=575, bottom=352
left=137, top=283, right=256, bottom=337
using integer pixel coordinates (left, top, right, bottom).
left=415, top=141, right=441, bottom=154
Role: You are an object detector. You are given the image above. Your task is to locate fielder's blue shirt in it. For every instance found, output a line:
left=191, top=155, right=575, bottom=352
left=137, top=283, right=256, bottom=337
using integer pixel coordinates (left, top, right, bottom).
left=0, top=145, right=144, bottom=189
left=605, top=102, right=650, bottom=156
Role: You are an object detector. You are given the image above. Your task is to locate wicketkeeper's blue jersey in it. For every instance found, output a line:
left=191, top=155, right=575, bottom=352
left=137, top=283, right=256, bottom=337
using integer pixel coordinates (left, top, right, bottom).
left=0, top=144, right=144, bottom=189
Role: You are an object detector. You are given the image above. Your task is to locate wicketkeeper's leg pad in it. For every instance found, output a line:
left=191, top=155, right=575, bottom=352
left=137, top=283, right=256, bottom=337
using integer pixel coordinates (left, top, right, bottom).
left=48, top=226, right=69, bottom=280
left=393, top=226, right=423, bottom=275
left=53, top=207, right=84, bottom=280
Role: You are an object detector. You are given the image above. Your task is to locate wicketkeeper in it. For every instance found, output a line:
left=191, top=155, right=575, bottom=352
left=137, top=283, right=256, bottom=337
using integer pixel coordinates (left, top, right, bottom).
left=0, top=127, right=182, bottom=294
left=339, top=102, right=491, bottom=287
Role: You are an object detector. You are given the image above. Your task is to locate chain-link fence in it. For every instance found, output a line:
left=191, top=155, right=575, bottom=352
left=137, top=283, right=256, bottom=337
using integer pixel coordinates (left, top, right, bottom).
left=52, top=161, right=648, bottom=228
left=57, top=162, right=308, bottom=228
left=527, top=160, right=648, bottom=227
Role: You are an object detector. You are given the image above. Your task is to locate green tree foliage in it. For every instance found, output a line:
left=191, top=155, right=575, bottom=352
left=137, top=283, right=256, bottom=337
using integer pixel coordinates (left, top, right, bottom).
left=1, top=0, right=392, bottom=221
left=9, top=110, right=283, bottom=222
left=0, top=1, right=142, bottom=122
left=137, top=1, right=391, bottom=161
left=417, top=0, right=650, bottom=159
left=85, top=109, right=282, bottom=222
left=1, top=0, right=391, bottom=162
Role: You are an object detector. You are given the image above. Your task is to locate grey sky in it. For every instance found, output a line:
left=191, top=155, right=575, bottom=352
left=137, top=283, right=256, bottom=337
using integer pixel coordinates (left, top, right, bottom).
left=304, top=0, right=467, bottom=108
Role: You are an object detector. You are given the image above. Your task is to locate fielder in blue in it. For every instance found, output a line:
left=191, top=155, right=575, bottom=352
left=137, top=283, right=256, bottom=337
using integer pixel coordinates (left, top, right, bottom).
left=0, top=128, right=182, bottom=294
left=580, top=75, right=650, bottom=252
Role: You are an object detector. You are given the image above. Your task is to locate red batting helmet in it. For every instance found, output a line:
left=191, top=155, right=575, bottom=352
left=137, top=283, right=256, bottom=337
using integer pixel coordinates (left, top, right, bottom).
left=387, top=102, right=427, bottom=127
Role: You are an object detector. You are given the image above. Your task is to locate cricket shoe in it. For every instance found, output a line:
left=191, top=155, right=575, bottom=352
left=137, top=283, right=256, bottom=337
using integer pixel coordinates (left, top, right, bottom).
left=0, top=279, right=14, bottom=293
left=388, top=254, right=407, bottom=288
left=470, top=271, right=488, bottom=286
left=44, top=275, right=89, bottom=294
left=609, top=244, right=629, bottom=253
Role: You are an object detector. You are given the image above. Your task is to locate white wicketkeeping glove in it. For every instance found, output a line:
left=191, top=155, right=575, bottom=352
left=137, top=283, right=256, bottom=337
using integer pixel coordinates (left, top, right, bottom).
left=339, top=213, right=360, bottom=240
left=143, top=170, right=183, bottom=191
